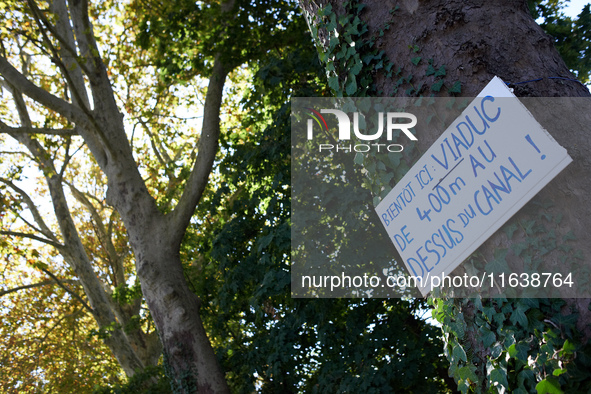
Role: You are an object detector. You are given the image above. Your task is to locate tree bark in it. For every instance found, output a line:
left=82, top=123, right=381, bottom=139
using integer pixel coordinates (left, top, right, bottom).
left=300, top=0, right=589, bottom=96
left=300, top=0, right=591, bottom=387
left=114, top=56, right=231, bottom=393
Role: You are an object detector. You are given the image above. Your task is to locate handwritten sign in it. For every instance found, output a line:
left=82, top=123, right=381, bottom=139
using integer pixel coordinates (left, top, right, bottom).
left=375, top=77, right=572, bottom=296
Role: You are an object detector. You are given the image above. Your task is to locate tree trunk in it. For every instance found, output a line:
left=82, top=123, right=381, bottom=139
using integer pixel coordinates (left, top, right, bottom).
left=298, top=0, right=591, bottom=291
left=138, top=238, right=229, bottom=394
left=103, top=54, right=231, bottom=394
left=300, top=0, right=589, bottom=95
left=300, top=0, right=591, bottom=389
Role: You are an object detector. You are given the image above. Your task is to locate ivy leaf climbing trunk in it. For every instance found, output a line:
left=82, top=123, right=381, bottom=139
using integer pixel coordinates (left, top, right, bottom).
left=300, top=0, right=591, bottom=391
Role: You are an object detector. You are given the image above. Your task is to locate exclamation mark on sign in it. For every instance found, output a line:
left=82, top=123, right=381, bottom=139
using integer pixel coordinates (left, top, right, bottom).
left=525, top=134, right=546, bottom=160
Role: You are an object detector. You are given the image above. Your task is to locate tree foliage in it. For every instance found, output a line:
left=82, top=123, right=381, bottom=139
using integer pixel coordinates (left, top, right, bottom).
left=529, top=0, right=591, bottom=83
left=176, top=8, right=453, bottom=392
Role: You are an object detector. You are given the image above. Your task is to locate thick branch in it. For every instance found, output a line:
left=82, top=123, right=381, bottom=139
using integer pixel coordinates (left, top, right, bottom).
left=168, top=57, right=229, bottom=244
left=1, top=58, right=108, bottom=174
left=167, top=0, right=238, bottom=242
left=48, top=0, right=91, bottom=108
left=0, top=56, right=88, bottom=126
left=24, top=0, right=93, bottom=77
left=67, top=0, right=102, bottom=76
left=27, top=0, right=92, bottom=112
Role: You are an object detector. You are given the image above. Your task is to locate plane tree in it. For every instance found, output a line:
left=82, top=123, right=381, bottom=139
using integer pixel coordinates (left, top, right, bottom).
left=0, top=0, right=297, bottom=391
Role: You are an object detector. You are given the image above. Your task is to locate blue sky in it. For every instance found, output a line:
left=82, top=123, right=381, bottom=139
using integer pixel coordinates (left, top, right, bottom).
left=564, top=0, right=589, bottom=17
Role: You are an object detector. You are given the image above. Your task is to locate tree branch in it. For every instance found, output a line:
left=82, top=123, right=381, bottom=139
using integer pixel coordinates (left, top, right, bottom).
left=39, top=267, right=94, bottom=314
left=0, top=56, right=89, bottom=127
left=24, top=0, right=93, bottom=77
left=167, top=0, right=237, bottom=243
left=0, top=177, right=60, bottom=242
left=49, top=0, right=92, bottom=108
left=66, top=181, right=126, bottom=287
left=67, top=0, right=102, bottom=76
left=0, top=124, right=79, bottom=136
left=168, top=56, right=229, bottom=244
left=1, top=60, right=108, bottom=176
left=0, top=279, right=79, bottom=297
left=137, top=116, right=166, bottom=166
left=27, top=0, right=92, bottom=110
left=0, top=231, right=65, bottom=249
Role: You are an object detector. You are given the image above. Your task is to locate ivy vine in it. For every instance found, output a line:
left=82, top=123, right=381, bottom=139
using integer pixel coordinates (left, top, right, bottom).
left=430, top=200, right=591, bottom=393
left=305, top=1, right=591, bottom=393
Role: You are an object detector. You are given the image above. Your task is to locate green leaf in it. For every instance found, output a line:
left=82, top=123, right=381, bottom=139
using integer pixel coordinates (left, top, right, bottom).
left=431, top=79, right=444, bottom=92
left=510, top=307, right=528, bottom=328
left=482, top=306, right=496, bottom=321
left=257, top=233, right=274, bottom=252
left=480, top=328, right=496, bottom=348
left=518, top=369, right=535, bottom=387
left=552, top=368, right=567, bottom=377
left=350, top=60, right=363, bottom=76
left=388, top=154, right=400, bottom=167
left=512, top=241, right=529, bottom=256
left=490, top=343, right=503, bottom=359
left=490, top=368, right=508, bottom=389
left=328, top=75, right=340, bottom=91
left=380, top=172, right=394, bottom=184
left=328, top=36, right=339, bottom=50
left=456, top=365, right=478, bottom=383
left=504, top=223, right=518, bottom=239
left=346, top=45, right=356, bottom=59
left=560, top=339, right=576, bottom=355
left=493, top=312, right=506, bottom=326
left=485, top=248, right=510, bottom=273
left=411, top=56, right=421, bottom=65
left=563, top=230, right=576, bottom=241
left=535, top=377, right=563, bottom=394
left=345, top=76, right=358, bottom=95
left=362, top=53, right=376, bottom=64
left=552, top=313, right=578, bottom=327
left=425, top=64, right=436, bottom=76
left=449, top=80, right=462, bottom=93
left=508, top=342, right=529, bottom=361
left=434, top=65, right=446, bottom=77
left=452, top=343, right=467, bottom=363
left=354, top=152, right=364, bottom=165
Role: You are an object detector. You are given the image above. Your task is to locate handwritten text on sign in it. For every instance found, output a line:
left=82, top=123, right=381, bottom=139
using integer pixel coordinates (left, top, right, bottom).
left=375, top=77, right=572, bottom=296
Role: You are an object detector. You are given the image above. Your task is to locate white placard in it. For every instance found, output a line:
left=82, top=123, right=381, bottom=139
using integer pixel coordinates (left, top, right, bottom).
left=375, top=77, right=572, bottom=296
